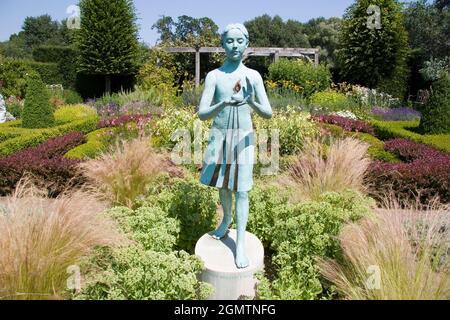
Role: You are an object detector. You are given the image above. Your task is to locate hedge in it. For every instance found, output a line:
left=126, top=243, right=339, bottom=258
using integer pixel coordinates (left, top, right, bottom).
left=0, top=56, right=36, bottom=98
left=65, top=128, right=114, bottom=160
left=367, top=138, right=450, bottom=203
left=25, top=61, right=63, bottom=85
left=372, top=120, right=450, bottom=154
left=32, top=45, right=78, bottom=89
left=0, top=115, right=98, bottom=157
left=320, top=123, right=399, bottom=162
left=0, top=132, right=85, bottom=196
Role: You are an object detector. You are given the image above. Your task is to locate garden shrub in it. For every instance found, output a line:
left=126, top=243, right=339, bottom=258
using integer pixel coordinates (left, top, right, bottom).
left=65, top=128, right=114, bottom=160
left=98, top=113, right=151, bottom=129
left=0, top=115, right=98, bottom=157
left=247, top=183, right=294, bottom=245
left=54, top=104, right=97, bottom=125
left=367, top=139, right=450, bottom=203
left=25, top=61, right=63, bottom=85
left=268, top=59, right=332, bottom=98
left=338, top=0, right=409, bottom=97
left=264, top=79, right=309, bottom=111
left=22, top=74, right=55, bottom=129
left=376, top=60, right=410, bottom=100
left=355, top=132, right=400, bottom=163
left=0, top=132, right=86, bottom=196
left=371, top=120, right=450, bottom=154
left=94, top=87, right=164, bottom=115
left=148, top=106, right=210, bottom=150
left=105, top=205, right=180, bottom=252
left=319, top=123, right=399, bottom=162
left=256, top=190, right=374, bottom=300
left=254, top=110, right=318, bottom=156
left=309, top=90, right=356, bottom=112
left=181, top=81, right=204, bottom=108
left=62, top=89, right=83, bottom=104
left=48, top=87, right=84, bottom=108
left=32, top=45, right=78, bottom=89
left=74, top=245, right=213, bottom=300
left=0, top=130, right=21, bottom=143
left=74, top=197, right=212, bottom=300
left=146, top=176, right=218, bottom=253
left=312, top=114, right=375, bottom=135
left=419, top=73, right=450, bottom=134
left=0, top=56, right=35, bottom=98
left=137, top=61, right=180, bottom=107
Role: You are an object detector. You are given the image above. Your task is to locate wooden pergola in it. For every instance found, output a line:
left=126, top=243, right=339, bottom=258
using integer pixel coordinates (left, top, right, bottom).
left=163, top=47, right=320, bottom=87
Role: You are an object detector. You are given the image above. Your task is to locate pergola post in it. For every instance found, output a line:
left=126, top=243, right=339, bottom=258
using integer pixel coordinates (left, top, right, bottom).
left=273, top=50, right=280, bottom=63
left=195, top=48, right=201, bottom=88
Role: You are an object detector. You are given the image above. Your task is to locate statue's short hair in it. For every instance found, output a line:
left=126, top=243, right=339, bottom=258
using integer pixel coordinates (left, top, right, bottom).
left=221, top=23, right=249, bottom=44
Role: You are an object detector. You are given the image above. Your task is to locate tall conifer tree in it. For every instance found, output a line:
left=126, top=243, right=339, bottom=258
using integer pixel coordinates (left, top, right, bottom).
left=77, top=0, right=139, bottom=93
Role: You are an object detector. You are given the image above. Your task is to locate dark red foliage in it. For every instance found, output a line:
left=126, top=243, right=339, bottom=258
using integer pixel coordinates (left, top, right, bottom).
left=367, top=138, right=450, bottom=203
left=312, top=114, right=375, bottom=135
left=0, top=132, right=86, bottom=196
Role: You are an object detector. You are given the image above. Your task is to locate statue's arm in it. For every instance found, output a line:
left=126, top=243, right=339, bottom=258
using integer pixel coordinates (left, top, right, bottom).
left=249, top=72, right=273, bottom=119
left=198, top=71, right=225, bottom=121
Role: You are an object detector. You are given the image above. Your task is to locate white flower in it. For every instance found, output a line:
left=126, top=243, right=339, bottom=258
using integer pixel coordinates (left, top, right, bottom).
left=333, top=110, right=358, bottom=120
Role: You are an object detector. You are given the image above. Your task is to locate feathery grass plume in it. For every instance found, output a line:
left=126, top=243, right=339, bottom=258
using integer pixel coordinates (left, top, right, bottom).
left=318, top=198, right=450, bottom=300
left=0, top=177, right=123, bottom=300
left=288, top=137, right=370, bottom=202
left=78, top=137, right=181, bottom=208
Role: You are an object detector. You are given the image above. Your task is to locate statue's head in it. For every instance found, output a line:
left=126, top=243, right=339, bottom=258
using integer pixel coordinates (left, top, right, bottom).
left=221, top=23, right=249, bottom=62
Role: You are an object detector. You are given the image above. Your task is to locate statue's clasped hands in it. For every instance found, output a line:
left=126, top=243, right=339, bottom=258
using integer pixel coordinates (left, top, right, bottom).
left=222, top=78, right=255, bottom=107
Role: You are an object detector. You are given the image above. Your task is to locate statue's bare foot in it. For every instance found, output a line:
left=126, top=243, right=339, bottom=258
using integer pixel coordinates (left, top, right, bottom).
left=211, top=221, right=230, bottom=240
left=235, top=244, right=249, bottom=269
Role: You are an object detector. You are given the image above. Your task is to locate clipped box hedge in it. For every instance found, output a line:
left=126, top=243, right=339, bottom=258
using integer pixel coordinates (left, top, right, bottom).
left=65, top=128, right=114, bottom=160
left=0, top=105, right=99, bottom=157
left=0, top=116, right=98, bottom=157
left=371, top=120, right=450, bottom=154
left=25, top=60, right=63, bottom=85
left=320, top=123, right=399, bottom=162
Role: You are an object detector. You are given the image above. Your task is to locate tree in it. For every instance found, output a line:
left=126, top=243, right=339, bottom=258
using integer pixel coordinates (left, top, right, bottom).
left=244, top=15, right=310, bottom=77
left=153, top=15, right=220, bottom=47
left=404, top=0, right=449, bottom=60
left=434, top=0, right=450, bottom=11
left=419, top=72, right=450, bottom=134
left=0, top=32, right=31, bottom=59
left=244, top=15, right=310, bottom=48
left=22, top=74, right=54, bottom=129
left=152, top=15, right=222, bottom=85
left=338, top=0, right=409, bottom=97
left=77, top=0, right=139, bottom=94
left=23, top=15, right=59, bottom=49
left=303, top=17, right=342, bottom=67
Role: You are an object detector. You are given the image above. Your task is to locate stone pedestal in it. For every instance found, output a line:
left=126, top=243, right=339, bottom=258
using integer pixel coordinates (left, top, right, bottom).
left=194, top=229, right=264, bottom=300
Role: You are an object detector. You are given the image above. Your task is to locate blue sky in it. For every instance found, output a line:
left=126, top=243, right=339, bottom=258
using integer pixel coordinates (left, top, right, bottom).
left=0, top=0, right=414, bottom=45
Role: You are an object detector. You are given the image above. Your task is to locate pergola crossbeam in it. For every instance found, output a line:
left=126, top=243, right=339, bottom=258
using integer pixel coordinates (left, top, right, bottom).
left=162, top=47, right=320, bottom=87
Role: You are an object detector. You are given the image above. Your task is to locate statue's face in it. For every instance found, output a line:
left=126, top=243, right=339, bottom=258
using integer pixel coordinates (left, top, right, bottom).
left=222, top=28, right=248, bottom=62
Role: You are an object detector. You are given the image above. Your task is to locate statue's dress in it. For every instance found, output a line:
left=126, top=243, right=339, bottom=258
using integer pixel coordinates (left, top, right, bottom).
left=200, top=70, right=255, bottom=192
